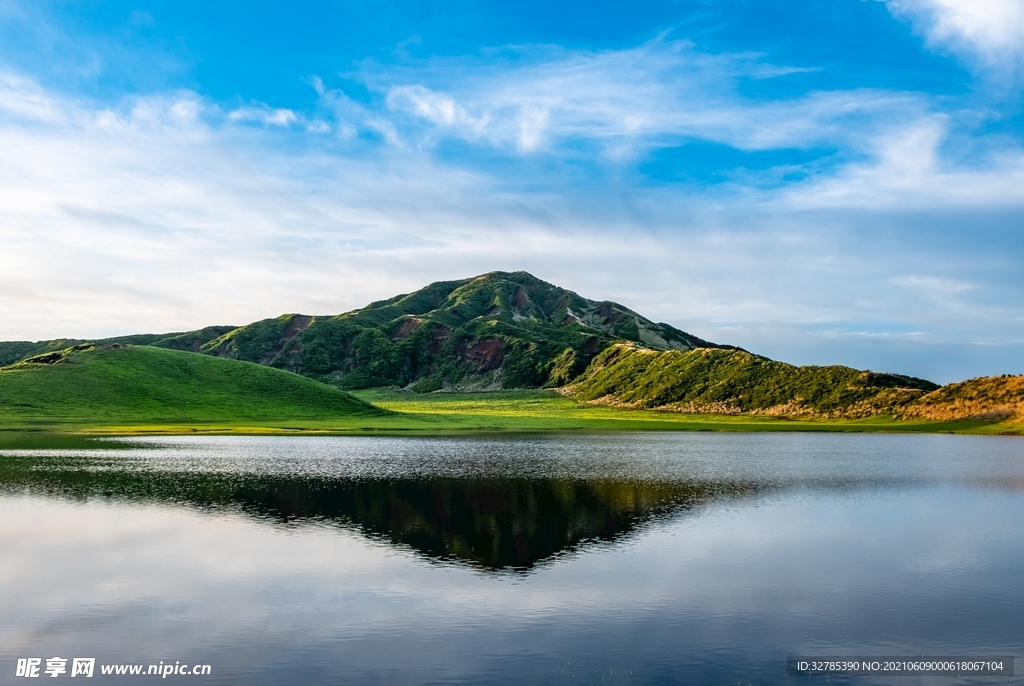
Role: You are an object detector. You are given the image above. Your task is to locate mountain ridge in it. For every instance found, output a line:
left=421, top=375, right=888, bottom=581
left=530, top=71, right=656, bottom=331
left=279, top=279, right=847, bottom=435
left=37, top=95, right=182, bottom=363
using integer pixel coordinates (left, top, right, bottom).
left=1, top=271, right=733, bottom=392
left=177, top=271, right=735, bottom=391
left=6, top=271, right=1019, bottom=425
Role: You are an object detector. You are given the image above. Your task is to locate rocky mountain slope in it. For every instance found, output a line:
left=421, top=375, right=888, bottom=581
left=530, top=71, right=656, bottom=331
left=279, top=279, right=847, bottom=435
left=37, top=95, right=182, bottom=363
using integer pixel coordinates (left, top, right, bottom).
left=4, top=270, right=1020, bottom=424
left=187, top=271, right=731, bottom=390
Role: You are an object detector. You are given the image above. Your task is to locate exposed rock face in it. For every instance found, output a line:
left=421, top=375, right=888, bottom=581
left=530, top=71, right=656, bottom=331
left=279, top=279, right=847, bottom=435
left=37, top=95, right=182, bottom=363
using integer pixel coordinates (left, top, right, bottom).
left=187, top=271, right=729, bottom=390
left=390, top=317, right=423, bottom=342
left=463, top=338, right=505, bottom=372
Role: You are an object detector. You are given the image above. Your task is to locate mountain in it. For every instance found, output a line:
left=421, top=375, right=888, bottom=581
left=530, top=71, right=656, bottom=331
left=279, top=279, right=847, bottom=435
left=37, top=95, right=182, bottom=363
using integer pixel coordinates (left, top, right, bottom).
left=0, top=344, right=382, bottom=427
left=564, top=344, right=940, bottom=418
left=10, top=270, right=1018, bottom=425
left=0, top=272, right=724, bottom=392
left=189, top=271, right=731, bottom=391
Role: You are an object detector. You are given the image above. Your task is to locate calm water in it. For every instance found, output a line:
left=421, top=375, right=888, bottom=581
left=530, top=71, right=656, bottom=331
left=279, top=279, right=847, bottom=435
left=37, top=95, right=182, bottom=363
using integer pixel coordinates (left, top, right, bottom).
left=1, top=433, right=1022, bottom=685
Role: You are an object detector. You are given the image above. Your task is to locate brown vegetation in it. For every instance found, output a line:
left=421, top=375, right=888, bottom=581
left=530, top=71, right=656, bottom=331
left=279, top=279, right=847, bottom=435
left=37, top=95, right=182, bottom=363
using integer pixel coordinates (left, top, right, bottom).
left=899, top=375, right=1024, bottom=422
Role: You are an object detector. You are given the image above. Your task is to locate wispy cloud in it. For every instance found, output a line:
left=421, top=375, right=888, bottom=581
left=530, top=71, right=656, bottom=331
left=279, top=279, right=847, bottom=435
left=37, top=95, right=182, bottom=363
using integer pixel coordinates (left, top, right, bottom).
left=352, top=37, right=1024, bottom=216
left=0, top=34, right=1022, bottom=381
left=782, top=116, right=1024, bottom=209
left=0, top=70, right=63, bottom=122
left=885, top=0, right=1024, bottom=78
left=386, top=85, right=491, bottom=139
left=369, top=39, right=925, bottom=156
left=228, top=104, right=300, bottom=127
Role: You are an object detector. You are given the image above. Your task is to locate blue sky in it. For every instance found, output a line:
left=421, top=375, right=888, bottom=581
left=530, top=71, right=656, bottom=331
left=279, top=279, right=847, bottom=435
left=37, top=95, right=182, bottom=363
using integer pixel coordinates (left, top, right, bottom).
left=0, top=0, right=1022, bottom=382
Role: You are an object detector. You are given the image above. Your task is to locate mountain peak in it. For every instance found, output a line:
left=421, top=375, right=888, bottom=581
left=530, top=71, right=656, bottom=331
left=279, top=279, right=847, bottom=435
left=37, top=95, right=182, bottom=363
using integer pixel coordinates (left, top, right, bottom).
left=185, top=272, right=724, bottom=391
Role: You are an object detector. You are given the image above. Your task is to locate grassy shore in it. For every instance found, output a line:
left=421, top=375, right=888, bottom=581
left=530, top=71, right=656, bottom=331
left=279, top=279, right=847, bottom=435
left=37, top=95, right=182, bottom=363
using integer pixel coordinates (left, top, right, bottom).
left=347, top=389, right=1020, bottom=435
left=3, top=389, right=1010, bottom=436
left=1, top=344, right=1019, bottom=435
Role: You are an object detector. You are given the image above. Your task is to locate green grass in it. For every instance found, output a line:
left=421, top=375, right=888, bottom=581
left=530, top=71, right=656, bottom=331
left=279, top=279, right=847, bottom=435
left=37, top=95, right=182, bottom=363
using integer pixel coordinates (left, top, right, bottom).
left=568, top=345, right=937, bottom=416
left=0, top=346, right=1018, bottom=435
left=349, top=389, right=1019, bottom=435
left=0, top=344, right=382, bottom=430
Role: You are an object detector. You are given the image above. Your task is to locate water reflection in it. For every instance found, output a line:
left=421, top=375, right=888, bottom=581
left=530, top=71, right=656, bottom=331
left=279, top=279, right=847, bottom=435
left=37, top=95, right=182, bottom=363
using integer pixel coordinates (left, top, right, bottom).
left=4, top=432, right=1024, bottom=573
left=0, top=449, right=753, bottom=570
left=331, top=478, right=727, bottom=569
left=2, top=433, right=1024, bottom=685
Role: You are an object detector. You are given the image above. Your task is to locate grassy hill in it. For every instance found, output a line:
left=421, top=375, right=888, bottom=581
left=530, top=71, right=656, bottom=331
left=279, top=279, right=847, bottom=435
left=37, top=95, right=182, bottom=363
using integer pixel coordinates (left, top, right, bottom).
left=193, top=271, right=730, bottom=391
left=565, top=345, right=939, bottom=418
left=898, top=375, right=1024, bottom=422
left=2, top=272, right=1020, bottom=430
left=0, top=326, right=236, bottom=367
left=0, top=343, right=1006, bottom=434
left=0, top=344, right=383, bottom=428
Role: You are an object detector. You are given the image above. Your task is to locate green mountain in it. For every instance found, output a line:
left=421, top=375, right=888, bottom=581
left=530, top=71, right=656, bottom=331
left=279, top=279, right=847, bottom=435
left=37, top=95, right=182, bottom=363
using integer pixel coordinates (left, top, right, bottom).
left=8, top=271, right=987, bottom=423
left=190, top=271, right=730, bottom=391
left=565, top=345, right=939, bottom=418
left=0, top=344, right=382, bottom=427
left=0, top=272, right=725, bottom=392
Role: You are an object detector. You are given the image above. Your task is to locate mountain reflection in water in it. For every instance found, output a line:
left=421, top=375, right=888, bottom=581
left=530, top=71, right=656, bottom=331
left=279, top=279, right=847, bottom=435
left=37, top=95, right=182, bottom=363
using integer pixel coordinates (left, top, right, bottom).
left=3, top=434, right=1024, bottom=686
left=0, top=448, right=754, bottom=570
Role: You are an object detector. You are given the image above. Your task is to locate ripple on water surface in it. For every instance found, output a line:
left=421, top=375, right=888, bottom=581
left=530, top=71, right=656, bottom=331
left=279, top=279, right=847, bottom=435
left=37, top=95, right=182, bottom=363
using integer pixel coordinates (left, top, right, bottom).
left=1, top=432, right=1022, bottom=685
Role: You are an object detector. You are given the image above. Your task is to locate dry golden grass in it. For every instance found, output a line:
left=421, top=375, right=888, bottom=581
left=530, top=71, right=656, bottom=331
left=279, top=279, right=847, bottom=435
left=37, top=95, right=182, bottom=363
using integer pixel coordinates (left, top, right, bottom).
left=900, top=375, right=1024, bottom=422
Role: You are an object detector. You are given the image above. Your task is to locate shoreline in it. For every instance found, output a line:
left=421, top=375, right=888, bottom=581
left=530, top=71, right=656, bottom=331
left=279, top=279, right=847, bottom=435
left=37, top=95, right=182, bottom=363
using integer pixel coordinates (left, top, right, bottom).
left=2, top=390, right=1020, bottom=437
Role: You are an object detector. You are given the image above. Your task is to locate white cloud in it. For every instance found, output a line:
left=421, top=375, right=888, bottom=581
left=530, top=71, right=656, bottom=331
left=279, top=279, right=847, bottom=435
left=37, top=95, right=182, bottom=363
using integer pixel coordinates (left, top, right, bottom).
left=386, top=85, right=489, bottom=134
left=364, top=39, right=1024, bottom=216
left=885, top=0, right=1024, bottom=74
left=129, top=92, right=205, bottom=129
left=782, top=116, right=1024, bottom=210
left=228, top=103, right=300, bottom=127
left=0, top=64, right=1021, bottom=381
left=370, top=40, right=927, bottom=157
left=0, top=70, right=64, bottom=122
left=305, top=119, right=331, bottom=134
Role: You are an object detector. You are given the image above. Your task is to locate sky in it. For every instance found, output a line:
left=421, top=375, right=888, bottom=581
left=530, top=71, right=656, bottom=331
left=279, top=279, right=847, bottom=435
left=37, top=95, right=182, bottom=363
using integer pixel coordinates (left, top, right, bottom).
left=0, top=0, right=1022, bottom=383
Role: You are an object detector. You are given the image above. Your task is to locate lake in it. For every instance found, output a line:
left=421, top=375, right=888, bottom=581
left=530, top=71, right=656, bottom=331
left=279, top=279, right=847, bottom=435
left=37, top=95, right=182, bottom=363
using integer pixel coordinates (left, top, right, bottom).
left=1, top=433, right=1022, bottom=684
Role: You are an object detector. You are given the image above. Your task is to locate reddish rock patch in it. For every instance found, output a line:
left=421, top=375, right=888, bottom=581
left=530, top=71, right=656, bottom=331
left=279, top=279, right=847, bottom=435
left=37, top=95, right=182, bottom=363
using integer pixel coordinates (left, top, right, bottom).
left=595, top=301, right=624, bottom=326
left=465, top=337, right=505, bottom=371
left=391, top=318, right=423, bottom=342
left=512, top=286, right=528, bottom=309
